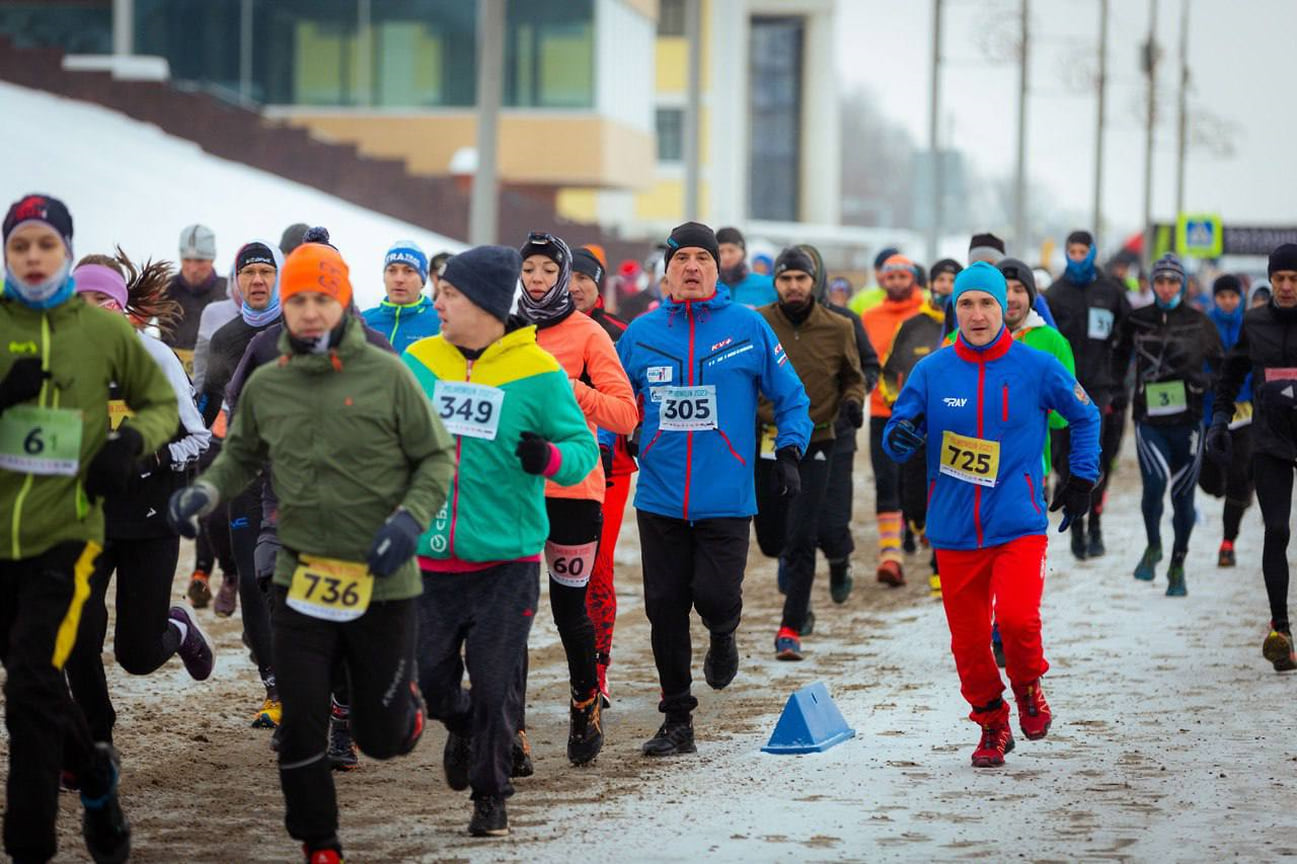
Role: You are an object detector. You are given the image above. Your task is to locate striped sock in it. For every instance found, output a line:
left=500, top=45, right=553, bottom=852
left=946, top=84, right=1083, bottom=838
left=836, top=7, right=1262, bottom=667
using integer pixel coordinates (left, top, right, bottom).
left=878, top=510, right=903, bottom=564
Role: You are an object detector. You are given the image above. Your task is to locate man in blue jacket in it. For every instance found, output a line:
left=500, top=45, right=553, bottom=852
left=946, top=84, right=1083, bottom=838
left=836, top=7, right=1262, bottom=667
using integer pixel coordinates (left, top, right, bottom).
left=361, top=239, right=441, bottom=353
left=884, top=262, right=1100, bottom=769
left=617, top=222, right=811, bottom=757
left=717, top=226, right=777, bottom=307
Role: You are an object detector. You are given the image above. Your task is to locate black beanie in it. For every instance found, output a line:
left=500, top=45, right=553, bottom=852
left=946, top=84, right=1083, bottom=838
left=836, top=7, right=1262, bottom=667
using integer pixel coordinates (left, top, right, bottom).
left=773, top=247, right=816, bottom=279
left=665, top=221, right=720, bottom=269
left=997, top=257, right=1037, bottom=307
left=1067, top=230, right=1095, bottom=248
left=873, top=246, right=899, bottom=270
left=3, top=194, right=73, bottom=250
left=1212, top=274, right=1243, bottom=297
left=519, top=231, right=570, bottom=268
left=572, top=248, right=605, bottom=289
left=440, top=245, right=522, bottom=323
left=968, top=233, right=1006, bottom=261
left=1268, top=244, right=1297, bottom=278
left=716, top=226, right=745, bottom=248
left=236, top=241, right=278, bottom=272
left=930, top=258, right=963, bottom=282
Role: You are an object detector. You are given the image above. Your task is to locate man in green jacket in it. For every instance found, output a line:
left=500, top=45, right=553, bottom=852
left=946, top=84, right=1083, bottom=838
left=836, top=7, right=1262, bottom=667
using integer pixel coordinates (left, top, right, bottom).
left=1, top=194, right=179, bottom=864
left=169, top=243, right=455, bottom=864
left=402, top=245, right=598, bottom=838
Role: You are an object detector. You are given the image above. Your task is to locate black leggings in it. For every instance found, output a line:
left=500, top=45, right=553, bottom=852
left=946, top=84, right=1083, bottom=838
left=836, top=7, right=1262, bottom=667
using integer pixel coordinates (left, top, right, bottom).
left=1254, top=453, right=1295, bottom=632
left=230, top=488, right=273, bottom=686
left=65, top=535, right=183, bottom=743
left=193, top=504, right=235, bottom=576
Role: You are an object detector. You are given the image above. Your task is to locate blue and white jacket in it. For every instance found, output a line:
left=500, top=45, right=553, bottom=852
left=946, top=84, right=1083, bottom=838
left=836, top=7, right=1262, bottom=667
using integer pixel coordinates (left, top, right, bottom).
left=361, top=296, right=441, bottom=355
left=883, top=328, right=1100, bottom=550
left=723, top=272, right=777, bottom=308
left=617, top=285, right=811, bottom=520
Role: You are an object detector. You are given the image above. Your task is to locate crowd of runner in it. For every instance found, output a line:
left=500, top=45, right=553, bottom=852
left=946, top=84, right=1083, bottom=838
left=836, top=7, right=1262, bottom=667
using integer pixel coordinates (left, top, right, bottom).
left=2, top=193, right=1295, bottom=863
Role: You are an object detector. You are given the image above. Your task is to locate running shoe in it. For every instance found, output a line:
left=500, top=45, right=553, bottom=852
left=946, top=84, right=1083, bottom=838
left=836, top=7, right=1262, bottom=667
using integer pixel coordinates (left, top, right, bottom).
left=929, top=573, right=942, bottom=600
left=327, top=714, right=359, bottom=772
left=81, top=743, right=130, bottom=864
left=971, top=701, right=1015, bottom=768
left=703, top=630, right=739, bottom=690
left=251, top=697, right=282, bottom=729
left=567, top=690, right=604, bottom=765
left=1133, top=545, right=1162, bottom=581
left=303, top=844, right=344, bottom=864
left=1086, top=525, right=1106, bottom=558
left=1165, top=556, right=1187, bottom=597
left=1262, top=628, right=1297, bottom=672
left=1217, top=540, right=1236, bottom=568
left=876, top=559, right=905, bottom=587
left=1070, top=522, right=1088, bottom=561
left=774, top=627, right=803, bottom=661
left=801, top=609, right=815, bottom=636
left=828, top=558, right=854, bottom=604
left=186, top=570, right=211, bottom=609
left=1011, top=679, right=1052, bottom=740
left=641, top=715, right=696, bottom=757
left=468, top=795, right=509, bottom=837
left=213, top=572, right=238, bottom=617
left=510, top=730, right=534, bottom=778
left=168, top=606, right=215, bottom=680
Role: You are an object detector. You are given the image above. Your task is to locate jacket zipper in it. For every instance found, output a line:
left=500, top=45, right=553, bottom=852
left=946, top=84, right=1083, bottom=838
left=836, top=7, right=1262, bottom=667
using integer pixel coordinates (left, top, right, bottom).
left=11, top=314, right=52, bottom=559
left=683, top=302, right=695, bottom=520
left=390, top=306, right=402, bottom=348
left=973, top=359, right=986, bottom=549
left=446, top=358, right=472, bottom=557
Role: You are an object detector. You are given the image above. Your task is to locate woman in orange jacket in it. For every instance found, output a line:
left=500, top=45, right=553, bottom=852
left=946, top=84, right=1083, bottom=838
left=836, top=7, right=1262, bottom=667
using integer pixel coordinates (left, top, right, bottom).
left=513, top=232, right=638, bottom=768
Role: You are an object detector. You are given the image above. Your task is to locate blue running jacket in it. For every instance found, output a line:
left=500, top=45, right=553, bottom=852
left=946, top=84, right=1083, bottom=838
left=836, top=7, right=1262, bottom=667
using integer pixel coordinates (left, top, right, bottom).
left=883, top=328, right=1101, bottom=550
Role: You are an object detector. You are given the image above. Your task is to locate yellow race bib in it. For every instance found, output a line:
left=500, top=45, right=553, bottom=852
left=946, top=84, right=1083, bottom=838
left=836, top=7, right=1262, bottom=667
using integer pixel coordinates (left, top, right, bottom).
left=107, top=400, right=134, bottom=431
left=287, top=556, right=374, bottom=622
left=939, top=430, right=1001, bottom=488
left=759, top=424, right=777, bottom=461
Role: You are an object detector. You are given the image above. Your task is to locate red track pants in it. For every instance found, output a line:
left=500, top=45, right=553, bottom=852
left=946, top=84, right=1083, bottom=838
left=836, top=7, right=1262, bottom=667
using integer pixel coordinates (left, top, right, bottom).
left=934, top=534, right=1049, bottom=711
left=588, top=470, right=632, bottom=664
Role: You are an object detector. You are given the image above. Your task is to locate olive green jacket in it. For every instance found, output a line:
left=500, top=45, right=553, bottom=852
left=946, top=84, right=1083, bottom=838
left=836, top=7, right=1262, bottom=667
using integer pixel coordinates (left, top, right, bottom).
left=0, top=297, right=179, bottom=559
left=200, top=319, right=455, bottom=601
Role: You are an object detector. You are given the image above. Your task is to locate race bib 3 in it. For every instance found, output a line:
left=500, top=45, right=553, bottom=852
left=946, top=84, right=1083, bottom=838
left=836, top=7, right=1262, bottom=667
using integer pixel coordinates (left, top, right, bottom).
left=658, top=385, right=718, bottom=431
left=433, top=381, right=505, bottom=440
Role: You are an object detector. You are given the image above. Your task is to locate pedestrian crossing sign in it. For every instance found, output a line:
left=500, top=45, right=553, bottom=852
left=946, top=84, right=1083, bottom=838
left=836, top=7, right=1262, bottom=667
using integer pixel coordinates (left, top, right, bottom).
left=1175, top=213, right=1223, bottom=259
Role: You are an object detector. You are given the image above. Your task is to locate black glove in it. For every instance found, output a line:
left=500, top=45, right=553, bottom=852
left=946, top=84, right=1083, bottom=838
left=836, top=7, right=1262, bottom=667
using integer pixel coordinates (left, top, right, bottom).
left=600, top=444, right=614, bottom=487
left=770, top=445, right=802, bottom=499
left=515, top=431, right=554, bottom=475
left=840, top=399, right=865, bottom=430
left=0, top=358, right=48, bottom=413
left=1258, top=379, right=1297, bottom=411
left=886, top=416, right=926, bottom=461
left=625, top=427, right=641, bottom=460
left=1049, top=474, right=1096, bottom=532
left=84, top=426, right=144, bottom=501
left=167, top=483, right=217, bottom=539
left=1205, top=415, right=1233, bottom=467
left=366, top=509, right=423, bottom=578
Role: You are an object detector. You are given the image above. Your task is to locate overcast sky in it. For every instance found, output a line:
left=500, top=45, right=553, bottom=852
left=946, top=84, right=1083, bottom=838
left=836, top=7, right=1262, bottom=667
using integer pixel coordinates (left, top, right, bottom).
left=835, top=0, right=1294, bottom=244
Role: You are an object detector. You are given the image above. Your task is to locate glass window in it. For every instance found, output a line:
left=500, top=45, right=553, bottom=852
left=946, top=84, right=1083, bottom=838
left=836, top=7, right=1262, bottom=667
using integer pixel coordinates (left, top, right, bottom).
left=658, top=0, right=685, bottom=37
left=505, top=0, right=594, bottom=108
left=0, top=1, right=111, bottom=53
left=748, top=16, right=803, bottom=221
left=656, top=108, right=683, bottom=162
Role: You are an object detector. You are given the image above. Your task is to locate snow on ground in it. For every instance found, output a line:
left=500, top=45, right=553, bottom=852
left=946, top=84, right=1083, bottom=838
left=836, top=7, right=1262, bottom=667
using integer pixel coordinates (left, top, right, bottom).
left=0, top=82, right=462, bottom=310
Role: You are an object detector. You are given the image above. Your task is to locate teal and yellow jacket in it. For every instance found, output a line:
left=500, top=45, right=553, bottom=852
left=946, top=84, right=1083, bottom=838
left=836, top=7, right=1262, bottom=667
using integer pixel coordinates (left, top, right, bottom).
left=403, top=325, right=598, bottom=566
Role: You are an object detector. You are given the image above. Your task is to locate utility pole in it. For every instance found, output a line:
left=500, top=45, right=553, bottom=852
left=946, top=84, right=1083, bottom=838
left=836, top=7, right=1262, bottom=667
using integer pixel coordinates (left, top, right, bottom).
left=239, top=0, right=252, bottom=102
left=683, top=0, right=703, bottom=219
left=357, top=0, right=373, bottom=106
left=927, top=0, right=944, bottom=264
left=113, top=0, right=133, bottom=56
left=1141, top=0, right=1159, bottom=267
left=1174, top=0, right=1190, bottom=217
left=1012, top=0, right=1029, bottom=251
left=1092, top=0, right=1108, bottom=247
left=469, top=0, right=504, bottom=245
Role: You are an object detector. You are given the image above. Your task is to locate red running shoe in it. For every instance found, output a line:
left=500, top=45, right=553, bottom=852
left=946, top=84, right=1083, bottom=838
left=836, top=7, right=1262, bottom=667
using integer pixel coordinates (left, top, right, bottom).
left=970, top=702, right=1015, bottom=768
left=303, top=845, right=343, bottom=863
left=876, top=559, right=905, bottom=587
left=1012, top=679, right=1052, bottom=740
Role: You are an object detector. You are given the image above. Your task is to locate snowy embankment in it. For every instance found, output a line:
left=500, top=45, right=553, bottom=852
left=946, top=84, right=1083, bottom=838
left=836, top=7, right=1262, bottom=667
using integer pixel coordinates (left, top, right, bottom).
left=0, top=81, right=462, bottom=310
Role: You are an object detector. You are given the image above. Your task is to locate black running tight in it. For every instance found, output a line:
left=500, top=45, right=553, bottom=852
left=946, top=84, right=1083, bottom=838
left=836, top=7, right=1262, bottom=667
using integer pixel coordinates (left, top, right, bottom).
left=1254, top=453, right=1295, bottom=632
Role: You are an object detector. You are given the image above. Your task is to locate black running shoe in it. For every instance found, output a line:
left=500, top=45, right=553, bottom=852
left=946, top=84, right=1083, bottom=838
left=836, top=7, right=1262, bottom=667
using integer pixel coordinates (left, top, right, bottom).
left=703, top=630, right=739, bottom=690
left=443, top=730, right=470, bottom=790
left=1070, top=522, right=1088, bottom=561
left=81, top=744, right=130, bottom=864
left=327, top=715, right=359, bottom=772
left=1086, top=526, right=1106, bottom=558
left=829, top=558, right=854, bottom=604
left=468, top=795, right=509, bottom=837
left=641, top=715, right=696, bottom=757
left=567, top=690, right=604, bottom=765
left=509, top=730, right=534, bottom=778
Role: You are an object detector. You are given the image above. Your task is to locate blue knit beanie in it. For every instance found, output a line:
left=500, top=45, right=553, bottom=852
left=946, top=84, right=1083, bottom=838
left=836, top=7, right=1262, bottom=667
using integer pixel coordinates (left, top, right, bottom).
left=951, top=261, right=1008, bottom=314
left=440, top=245, right=521, bottom=323
left=385, top=239, right=429, bottom=284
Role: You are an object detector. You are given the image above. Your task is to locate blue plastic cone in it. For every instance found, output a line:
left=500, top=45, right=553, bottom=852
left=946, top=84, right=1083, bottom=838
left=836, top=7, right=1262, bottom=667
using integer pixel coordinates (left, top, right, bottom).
left=761, top=681, right=856, bottom=754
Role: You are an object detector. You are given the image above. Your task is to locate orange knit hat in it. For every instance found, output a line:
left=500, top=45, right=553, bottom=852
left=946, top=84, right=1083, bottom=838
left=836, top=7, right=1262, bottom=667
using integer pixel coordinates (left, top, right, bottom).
left=280, top=243, right=352, bottom=307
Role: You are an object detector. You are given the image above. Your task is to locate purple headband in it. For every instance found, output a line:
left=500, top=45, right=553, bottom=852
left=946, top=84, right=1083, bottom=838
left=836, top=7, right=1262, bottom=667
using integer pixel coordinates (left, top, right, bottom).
left=73, top=264, right=128, bottom=311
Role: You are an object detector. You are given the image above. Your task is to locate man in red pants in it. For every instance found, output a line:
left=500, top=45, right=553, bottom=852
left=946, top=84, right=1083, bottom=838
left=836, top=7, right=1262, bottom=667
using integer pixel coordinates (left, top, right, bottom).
left=883, top=262, right=1101, bottom=767
left=569, top=246, right=635, bottom=702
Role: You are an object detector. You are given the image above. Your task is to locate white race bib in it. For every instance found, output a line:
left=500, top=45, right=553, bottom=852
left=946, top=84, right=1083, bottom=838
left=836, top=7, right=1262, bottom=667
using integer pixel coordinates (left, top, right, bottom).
left=545, top=540, right=598, bottom=588
left=1087, top=307, right=1114, bottom=340
left=658, top=385, right=718, bottom=431
left=432, top=381, right=505, bottom=440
